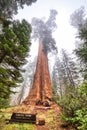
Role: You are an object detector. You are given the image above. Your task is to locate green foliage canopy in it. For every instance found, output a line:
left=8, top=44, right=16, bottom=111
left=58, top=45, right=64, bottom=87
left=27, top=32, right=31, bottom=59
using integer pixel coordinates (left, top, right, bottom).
left=32, top=9, right=58, bottom=55
left=0, top=0, right=37, bottom=18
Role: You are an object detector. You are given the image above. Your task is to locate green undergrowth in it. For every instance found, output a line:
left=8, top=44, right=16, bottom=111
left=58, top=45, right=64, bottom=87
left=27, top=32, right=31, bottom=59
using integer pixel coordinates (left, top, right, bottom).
left=56, top=82, right=87, bottom=130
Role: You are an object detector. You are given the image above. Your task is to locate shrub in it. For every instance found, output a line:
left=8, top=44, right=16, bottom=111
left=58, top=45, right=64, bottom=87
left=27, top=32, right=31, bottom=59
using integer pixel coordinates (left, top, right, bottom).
left=57, top=82, right=87, bottom=129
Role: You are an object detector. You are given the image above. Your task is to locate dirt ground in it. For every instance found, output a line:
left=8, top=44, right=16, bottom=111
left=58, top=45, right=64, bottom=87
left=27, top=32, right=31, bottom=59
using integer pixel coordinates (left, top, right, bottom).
left=34, top=103, right=74, bottom=130
left=6, top=103, right=75, bottom=130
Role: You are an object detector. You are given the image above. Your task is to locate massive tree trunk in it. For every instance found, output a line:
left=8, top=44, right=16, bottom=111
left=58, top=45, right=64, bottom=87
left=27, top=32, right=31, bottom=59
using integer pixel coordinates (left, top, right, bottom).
left=22, top=39, right=52, bottom=106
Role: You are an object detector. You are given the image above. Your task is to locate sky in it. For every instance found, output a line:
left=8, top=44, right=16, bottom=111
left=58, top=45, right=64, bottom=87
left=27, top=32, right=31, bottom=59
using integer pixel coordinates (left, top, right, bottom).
left=14, top=0, right=87, bottom=56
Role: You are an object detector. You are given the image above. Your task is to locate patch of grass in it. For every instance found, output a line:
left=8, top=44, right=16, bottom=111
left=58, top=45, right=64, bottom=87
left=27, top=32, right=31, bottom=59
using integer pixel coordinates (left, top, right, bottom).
left=46, top=110, right=54, bottom=123
left=2, top=124, right=34, bottom=130
left=0, top=108, right=35, bottom=130
left=46, top=110, right=56, bottom=130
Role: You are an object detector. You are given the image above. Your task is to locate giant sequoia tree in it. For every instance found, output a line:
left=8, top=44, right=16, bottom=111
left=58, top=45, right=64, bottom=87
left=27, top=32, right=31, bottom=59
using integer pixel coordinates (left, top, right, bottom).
left=22, top=10, right=58, bottom=106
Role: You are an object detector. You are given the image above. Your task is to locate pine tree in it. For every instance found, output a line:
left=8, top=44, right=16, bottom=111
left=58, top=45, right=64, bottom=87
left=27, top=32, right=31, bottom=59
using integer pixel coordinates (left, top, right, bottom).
left=52, top=50, right=80, bottom=99
left=61, top=49, right=79, bottom=88
left=0, top=19, right=31, bottom=108
left=52, top=57, right=68, bottom=97
left=70, top=6, right=87, bottom=79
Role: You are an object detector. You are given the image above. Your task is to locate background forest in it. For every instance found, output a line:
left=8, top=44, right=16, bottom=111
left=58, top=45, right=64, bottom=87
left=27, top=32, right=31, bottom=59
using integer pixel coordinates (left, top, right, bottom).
left=0, top=1, right=87, bottom=130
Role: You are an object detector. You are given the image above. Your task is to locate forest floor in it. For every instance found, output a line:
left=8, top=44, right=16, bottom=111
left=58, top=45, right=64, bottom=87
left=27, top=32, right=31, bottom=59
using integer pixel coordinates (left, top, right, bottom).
left=0, top=103, right=75, bottom=130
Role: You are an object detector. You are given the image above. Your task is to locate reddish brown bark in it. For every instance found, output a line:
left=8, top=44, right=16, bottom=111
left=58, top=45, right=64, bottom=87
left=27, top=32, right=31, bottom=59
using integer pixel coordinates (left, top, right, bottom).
left=22, top=39, right=52, bottom=105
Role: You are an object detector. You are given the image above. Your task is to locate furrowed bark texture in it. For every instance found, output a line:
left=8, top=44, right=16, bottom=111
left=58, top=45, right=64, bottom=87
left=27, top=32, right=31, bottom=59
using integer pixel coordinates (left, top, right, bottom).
left=22, top=40, right=52, bottom=105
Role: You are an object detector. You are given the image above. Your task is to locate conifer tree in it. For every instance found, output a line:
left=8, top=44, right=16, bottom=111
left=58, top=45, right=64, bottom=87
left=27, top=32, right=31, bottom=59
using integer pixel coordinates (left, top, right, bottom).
left=61, top=49, right=79, bottom=88
left=0, top=0, right=37, bottom=18
left=0, top=19, right=31, bottom=108
left=70, top=6, right=87, bottom=79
